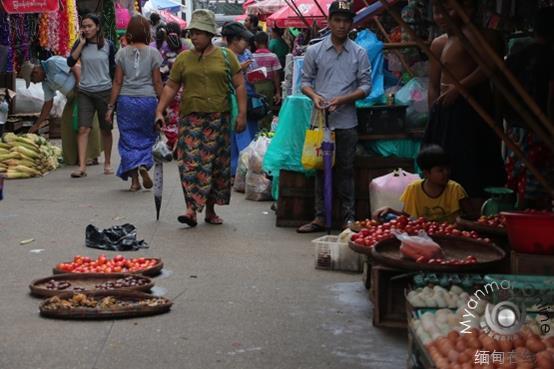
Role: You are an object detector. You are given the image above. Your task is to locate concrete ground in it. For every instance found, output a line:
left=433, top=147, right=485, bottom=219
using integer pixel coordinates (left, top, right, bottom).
left=0, top=145, right=406, bottom=369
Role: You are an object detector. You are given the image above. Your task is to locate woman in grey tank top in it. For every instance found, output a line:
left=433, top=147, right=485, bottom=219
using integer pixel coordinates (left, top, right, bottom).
left=67, top=14, right=116, bottom=178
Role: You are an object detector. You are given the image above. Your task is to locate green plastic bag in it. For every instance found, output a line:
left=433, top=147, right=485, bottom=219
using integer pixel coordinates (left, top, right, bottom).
left=221, top=48, right=238, bottom=132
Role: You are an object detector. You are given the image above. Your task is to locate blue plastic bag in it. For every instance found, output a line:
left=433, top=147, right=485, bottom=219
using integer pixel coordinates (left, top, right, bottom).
left=355, top=30, right=385, bottom=107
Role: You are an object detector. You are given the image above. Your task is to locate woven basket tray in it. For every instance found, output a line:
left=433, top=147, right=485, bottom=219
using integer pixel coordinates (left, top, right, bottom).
left=455, top=216, right=507, bottom=237
left=29, top=273, right=154, bottom=298
left=39, top=290, right=172, bottom=320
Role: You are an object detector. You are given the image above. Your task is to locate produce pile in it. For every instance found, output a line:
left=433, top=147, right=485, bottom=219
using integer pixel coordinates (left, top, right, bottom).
left=0, top=133, right=61, bottom=179
left=43, top=275, right=150, bottom=292
left=412, top=303, right=554, bottom=369
left=477, top=215, right=506, bottom=229
left=407, top=285, right=471, bottom=309
left=56, top=255, right=158, bottom=274
left=351, top=216, right=489, bottom=250
left=41, top=293, right=169, bottom=310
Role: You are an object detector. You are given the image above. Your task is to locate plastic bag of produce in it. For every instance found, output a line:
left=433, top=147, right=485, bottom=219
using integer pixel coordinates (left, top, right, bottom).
left=248, top=136, right=271, bottom=174
left=354, top=30, right=384, bottom=108
left=85, top=224, right=149, bottom=251
left=245, top=172, right=272, bottom=201
left=393, top=230, right=443, bottom=262
left=395, top=77, right=429, bottom=128
left=234, top=143, right=255, bottom=193
left=369, top=169, right=419, bottom=213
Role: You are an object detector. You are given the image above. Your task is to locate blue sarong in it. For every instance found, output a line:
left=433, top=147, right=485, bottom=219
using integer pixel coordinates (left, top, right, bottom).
left=116, top=96, right=158, bottom=180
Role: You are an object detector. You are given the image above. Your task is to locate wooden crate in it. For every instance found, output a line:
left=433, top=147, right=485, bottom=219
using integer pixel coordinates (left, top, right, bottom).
left=511, top=251, right=554, bottom=275
left=370, top=265, right=410, bottom=329
left=276, top=156, right=414, bottom=228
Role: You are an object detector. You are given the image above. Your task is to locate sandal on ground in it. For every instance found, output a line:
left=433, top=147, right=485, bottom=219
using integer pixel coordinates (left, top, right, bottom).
left=139, top=166, right=153, bottom=189
left=104, top=167, right=114, bottom=175
left=129, top=184, right=141, bottom=192
left=205, top=215, right=223, bottom=225
left=70, top=170, right=87, bottom=178
left=296, top=222, right=326, bottom=234
left=86, top=158, right=99, bottom=166
left=177, top=214, right=198, bottom=227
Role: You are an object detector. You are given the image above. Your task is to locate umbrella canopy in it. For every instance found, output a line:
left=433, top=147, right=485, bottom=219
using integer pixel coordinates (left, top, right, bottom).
left=159, top=10, right=187, bottom=28
left=266, top=0, right=332, bottom=29
left=247, top=0, right=286, bottom=15
left=242, top=0, right=257, bottom=10
left=154, top=159, right=163, bottom=221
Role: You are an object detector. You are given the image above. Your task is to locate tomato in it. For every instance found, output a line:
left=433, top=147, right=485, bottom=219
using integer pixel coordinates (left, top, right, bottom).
left=114, top=266, right=122, bottom=273
left=136, top=257, right=146, bottom=264
left=114, top=255, right=124, bottom=262
left=98, top=255, right=107, bottom=265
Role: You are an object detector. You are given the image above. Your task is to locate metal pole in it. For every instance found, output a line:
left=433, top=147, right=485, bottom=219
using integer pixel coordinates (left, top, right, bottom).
left=446, top=0, right=554, bottom=138
left=433, top=1, right=554, bottom=152
left=377, top=0, right=554, bottom=196
left=310, top=0, right=327, bottom=18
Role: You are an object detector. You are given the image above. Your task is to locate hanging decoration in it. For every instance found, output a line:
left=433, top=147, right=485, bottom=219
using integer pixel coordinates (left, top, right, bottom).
left=36, top=0, right=79, bottom=56
left=38, top=14, right=49, bottom=48
left=47, top=11, right=60, bottom=52
left=0, top=10, right=12, bottom=72
left=67, top=0, right=79, bottom=49
left=9, top=13, right=37, bottom=72
left=57, top=0, right=70, bottom=56
left=103, top=0, right=117, bottom=42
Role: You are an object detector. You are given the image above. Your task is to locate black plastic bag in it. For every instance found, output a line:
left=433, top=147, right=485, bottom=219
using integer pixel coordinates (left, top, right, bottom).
left=85, top=224, right=149, bottom=251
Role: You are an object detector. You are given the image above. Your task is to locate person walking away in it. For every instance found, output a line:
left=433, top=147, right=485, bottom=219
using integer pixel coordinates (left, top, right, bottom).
left=503, top=6, right=554, bottom=209
left=67, top=14, right=115, bottom=178
left=297, top=1, right=371, bottom=233
left=425, top=0, right=506, bottom=198
left=149, top=13, right=165, bottom=39
left=269, top=27, right=289, bottom=69
left=221, top=21, right=259, bottom=177
left=373, top=145, right=470, bottom=224
left=21, top=57, right=102, bottom=166
left=252, top=31, right=282, bottom=130
left=106, top=15, right=163, bottom=191
left=155, top=9, right=247, bottom=227
left=152, top=22, right=188, bottom=150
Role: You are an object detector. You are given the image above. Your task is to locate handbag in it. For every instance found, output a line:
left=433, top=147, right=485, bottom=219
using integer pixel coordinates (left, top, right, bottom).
left=247, top=93, right=270, bottom=121
left=221, top=48, right=238, bottom=132
left=301, top=109, right=335, bottom=170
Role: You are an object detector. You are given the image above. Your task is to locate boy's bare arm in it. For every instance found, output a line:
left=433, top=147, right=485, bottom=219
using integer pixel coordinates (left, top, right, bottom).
left=428, top=35, right=447, bottom=109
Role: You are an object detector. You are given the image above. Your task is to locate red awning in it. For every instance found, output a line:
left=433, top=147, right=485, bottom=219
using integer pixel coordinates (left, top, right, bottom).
left=159, top=10, right=187, bottom=29
left=266, top=0, right=332, bottom=29
left=247, top=0, right=286, bottom=15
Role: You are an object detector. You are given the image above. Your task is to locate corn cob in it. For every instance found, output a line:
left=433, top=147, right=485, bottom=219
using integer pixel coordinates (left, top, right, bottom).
left=13, top=165, right=41, bottom=176
left=11, top=146, right=40, bottom=159
left=0, top=152, right=19, bottom=161
left=5, top=170, right=32, bottom=179
left=0, top=142, right=10, bottom=150
left=14, top=137, right=40, bottom=150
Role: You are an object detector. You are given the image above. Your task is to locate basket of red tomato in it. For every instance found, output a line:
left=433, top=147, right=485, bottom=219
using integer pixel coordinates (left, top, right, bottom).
left=54, top=255, right=163, bottom=277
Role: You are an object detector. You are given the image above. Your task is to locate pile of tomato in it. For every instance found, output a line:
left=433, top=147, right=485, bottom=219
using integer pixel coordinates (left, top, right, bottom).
left=56, top=255, right=158, bottom=274
left=477, top=215, right=506, bottom=228
left=350, top=216, right=490, bottom=248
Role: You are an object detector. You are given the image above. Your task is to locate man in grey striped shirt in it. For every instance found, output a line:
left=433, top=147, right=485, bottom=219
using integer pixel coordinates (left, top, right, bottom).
left=298, top=1, right=371, bottom=232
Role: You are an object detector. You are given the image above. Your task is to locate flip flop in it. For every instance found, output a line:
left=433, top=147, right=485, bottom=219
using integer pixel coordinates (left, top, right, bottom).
left=205, top=215, right=223, bottom=225
left=129, top=184, right=141, bottom=192
left=177, top=214, right=198, bottom=227
left=296, top=222, right=326, bottom=234
left=139, top=166, right=153, bottom=189
left=70, top=170, right=87, bottom=178
left=104, top=167, right=114, bottom=175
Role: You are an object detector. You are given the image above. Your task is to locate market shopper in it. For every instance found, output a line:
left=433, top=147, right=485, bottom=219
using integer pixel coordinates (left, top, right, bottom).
left=221, top=22, right=258, bottom=177
left=106, top=15, right=163, bottom=192
left=151, top=22, right=188, bottom=149
left=155, top=9, right=247, bottom=226
left=425, top=0, right=506, bottom=197
left=244, top=15, right=261, bottom=51
left=373, top=145, right=469, bottom=224
left=297, top=1, right=371, bottom=233
left=269, top=27, right=290, bottom=68
left=21, top=57, right=102, bottom=166
left=67, top=14, right=115, bottom=178
left=252, top=31, right=282, bottom=130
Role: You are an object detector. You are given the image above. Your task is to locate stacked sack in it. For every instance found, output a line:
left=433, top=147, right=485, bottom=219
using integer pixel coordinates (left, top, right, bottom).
left=0, top=133, right=62, bottom=179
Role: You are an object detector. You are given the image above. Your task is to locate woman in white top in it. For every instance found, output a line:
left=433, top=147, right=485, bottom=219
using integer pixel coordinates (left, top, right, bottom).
left=106, top=15, right=163, bottom=191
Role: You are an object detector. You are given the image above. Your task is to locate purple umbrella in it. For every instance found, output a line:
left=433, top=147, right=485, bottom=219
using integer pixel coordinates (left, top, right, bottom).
left=322, top=110, right=334, bottom=235
left=154, top=158, right=163, bottom=221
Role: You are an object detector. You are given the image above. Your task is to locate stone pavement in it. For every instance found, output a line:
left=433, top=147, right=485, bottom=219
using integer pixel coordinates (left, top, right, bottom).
left=0, top=151, right=406, bottom=369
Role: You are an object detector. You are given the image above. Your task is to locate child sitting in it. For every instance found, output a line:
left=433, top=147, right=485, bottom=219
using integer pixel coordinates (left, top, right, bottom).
left=374, top=145, right=468, bottom=223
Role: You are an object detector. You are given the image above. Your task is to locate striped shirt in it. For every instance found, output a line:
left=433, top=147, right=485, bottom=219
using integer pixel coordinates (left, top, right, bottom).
left=252, top=48, right=281, bottom=81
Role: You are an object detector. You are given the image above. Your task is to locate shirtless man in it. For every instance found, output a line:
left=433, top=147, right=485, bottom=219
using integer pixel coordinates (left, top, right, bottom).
left=425, top=0, right=506, bottom=198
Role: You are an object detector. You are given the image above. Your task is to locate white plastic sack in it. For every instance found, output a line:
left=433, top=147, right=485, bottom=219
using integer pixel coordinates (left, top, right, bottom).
left=369, top=169, right=420, bottom=213
left=14, top=78, right=66, bottom=117
left=245, top=172, right=272, bottom=201
left=395, top=77, right=429, bottom=128
left=247, top=136, right=271, bottom=174
left=234, top=142, right=256, bottom=193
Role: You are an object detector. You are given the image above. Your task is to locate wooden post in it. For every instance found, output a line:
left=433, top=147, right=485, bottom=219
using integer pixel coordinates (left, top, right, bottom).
left=432, top=1, right=554, bottom=153
left=446, top=0, right=554, bottom=138
left=373, top=16, right=414, bottom=77
left=377, top=0, right=554, bottom=196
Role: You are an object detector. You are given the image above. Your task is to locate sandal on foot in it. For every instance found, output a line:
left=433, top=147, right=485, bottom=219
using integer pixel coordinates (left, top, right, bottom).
left=177, top=214, right=197, bottom=227
left=129, top=184, right=141, bottom=192
left=296, top=222, right=325, bottom=234
left=205, top=215, right=223, bottom=225
left=86, top=158, right=99, bottom=166
left=104, top=167, right=114, bottom=175
left=139, top=166, right=153, bottom=189
left=70, top=170, right=87, bottom=178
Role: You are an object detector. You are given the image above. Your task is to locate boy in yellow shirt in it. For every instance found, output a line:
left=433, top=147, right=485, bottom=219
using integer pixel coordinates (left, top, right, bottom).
left=374, top=145, right=469, bottom=223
